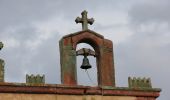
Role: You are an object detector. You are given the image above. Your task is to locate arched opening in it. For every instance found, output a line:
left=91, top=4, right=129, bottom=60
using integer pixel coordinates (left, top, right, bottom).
left=60, top=31, right=115, bottom=86
left=76, top=43, right=97, bottom=86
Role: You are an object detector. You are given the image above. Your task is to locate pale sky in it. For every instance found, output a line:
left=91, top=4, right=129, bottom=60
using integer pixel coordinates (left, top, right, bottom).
left=0, top=0, right=170, bottom=100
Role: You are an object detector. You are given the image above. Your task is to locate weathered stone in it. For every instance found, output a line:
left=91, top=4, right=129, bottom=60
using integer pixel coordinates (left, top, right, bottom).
left=0, top=83, right=161, bottom=97
left=26, top=74, right=45, bottom=84
left=75, top=10, right=94, bottom=30
left=60, top=30, right=115, bottom=87
left=128, top=77, right=152, bottom=88
left=0, top=59, right=5, bottom=82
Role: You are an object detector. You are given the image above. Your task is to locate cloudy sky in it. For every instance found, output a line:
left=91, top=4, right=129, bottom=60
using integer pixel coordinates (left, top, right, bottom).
left=0, top=0, right=169, bottom=100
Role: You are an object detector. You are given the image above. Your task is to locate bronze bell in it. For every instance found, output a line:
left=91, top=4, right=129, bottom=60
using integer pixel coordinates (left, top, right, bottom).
left=81, top=56, right=91, bottom=69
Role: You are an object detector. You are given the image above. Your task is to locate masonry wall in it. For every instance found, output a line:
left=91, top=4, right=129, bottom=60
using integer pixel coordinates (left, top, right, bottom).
left=0, top=94, right=137, bottom=100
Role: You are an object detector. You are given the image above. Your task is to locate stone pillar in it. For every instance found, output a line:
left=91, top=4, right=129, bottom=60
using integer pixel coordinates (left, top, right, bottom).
left=98, top=39, right=115, bottom=86
left=60, top=37, right=77, bottom=85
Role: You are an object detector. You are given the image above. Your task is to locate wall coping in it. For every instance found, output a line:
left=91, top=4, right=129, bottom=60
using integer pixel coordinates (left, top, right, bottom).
left=0, top=82, right=161, bottom=98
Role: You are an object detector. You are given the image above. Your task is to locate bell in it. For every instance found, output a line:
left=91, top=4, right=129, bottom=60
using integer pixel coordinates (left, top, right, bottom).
left=81, top=56, right=92, bottom=69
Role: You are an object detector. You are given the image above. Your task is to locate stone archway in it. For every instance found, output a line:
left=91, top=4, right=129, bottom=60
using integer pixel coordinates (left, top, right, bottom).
left=59, top=30, right=115, bottom=87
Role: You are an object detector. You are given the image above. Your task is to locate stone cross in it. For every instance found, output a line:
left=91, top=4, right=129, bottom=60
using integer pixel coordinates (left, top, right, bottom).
left=75, top=10, right=94, bottom=30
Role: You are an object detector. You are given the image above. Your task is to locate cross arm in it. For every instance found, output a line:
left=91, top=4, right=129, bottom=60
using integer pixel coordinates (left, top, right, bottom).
left=75, top=17, right=82, bottom=23
left=88, top=18, right=94, bottom=25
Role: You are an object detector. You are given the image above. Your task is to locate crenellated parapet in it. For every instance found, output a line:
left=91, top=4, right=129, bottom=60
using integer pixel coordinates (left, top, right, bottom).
left=128, top=77, right=152, bottom=88
left=0, top=42, right=4, bottom=82
left=26, top=74, right=45, bottom=84
left=0, top=59, right=5, bottom=82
